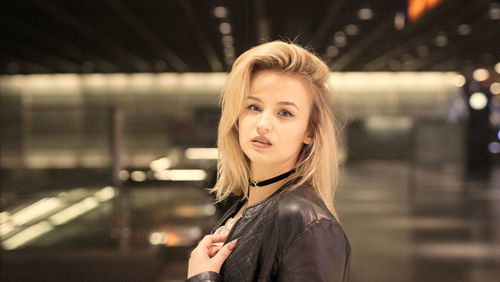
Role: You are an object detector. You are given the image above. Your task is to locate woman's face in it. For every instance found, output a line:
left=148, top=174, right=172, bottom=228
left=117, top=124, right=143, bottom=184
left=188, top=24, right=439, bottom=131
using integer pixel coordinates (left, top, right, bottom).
left=238, top=70, right=313, bottom=169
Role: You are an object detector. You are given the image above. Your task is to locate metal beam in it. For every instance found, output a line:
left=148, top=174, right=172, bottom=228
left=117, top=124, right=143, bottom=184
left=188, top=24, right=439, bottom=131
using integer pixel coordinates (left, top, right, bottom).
left=0, top=53, right=53, bottom=74
left=361, top=0, right=490, bottom=71
left=0, top=15, right=120, bottom=73
left=177, top=0, right=224, bottom=72
left=106, top=0, right=189, bottom=72
left=307, top=0, right=348, bottom=49
left=332, top=17, right=393, bottom=71
left=1, top=38, right=81, bottom=73
left=29, top=0, right=150, bottom=72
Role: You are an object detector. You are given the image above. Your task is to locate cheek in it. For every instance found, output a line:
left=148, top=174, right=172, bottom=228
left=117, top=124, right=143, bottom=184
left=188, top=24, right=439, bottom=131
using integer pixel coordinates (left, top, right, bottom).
left=237, top=116, right=251, bottom=143
left=238, top=113, right=257, bottom=132
left=281, top=124, right=308, bottom=147
left=237, top=116, right=246, bottom=134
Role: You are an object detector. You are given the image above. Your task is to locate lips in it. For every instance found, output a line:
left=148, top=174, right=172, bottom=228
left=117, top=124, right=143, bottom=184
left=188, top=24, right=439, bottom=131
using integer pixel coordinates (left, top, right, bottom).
left=251, top=136, right=272, bottom=146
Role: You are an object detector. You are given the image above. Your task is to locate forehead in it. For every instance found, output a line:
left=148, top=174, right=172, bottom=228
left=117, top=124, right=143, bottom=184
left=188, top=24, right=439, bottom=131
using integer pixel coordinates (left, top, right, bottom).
left=248, top=70, right=313, bottom=100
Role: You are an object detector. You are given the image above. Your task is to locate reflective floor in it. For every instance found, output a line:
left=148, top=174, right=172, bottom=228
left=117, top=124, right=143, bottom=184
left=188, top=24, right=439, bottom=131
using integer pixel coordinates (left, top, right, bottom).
left=338, top=161, right=500, bottom=282
left=2, top=160, right=500, bottom=281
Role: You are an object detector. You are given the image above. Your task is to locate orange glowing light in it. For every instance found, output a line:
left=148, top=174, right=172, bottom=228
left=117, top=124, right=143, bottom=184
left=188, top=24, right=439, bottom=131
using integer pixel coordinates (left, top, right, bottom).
left=175, top=206, right=195, bottom=217
left=408, top=0, right=443, bottom=23
left=164, top=232, right=182, bottom=246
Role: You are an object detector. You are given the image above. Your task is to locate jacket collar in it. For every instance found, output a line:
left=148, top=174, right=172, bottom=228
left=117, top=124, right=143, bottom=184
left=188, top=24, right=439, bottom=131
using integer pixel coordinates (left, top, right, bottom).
left=242, top=177, right=302, bottom=217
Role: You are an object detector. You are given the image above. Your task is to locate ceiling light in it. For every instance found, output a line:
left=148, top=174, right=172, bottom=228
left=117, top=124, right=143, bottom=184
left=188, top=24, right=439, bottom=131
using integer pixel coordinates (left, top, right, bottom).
left=488, top=142, right=500, bottom=154
left=150, top=157, right=172, bottom=171
left=358, top=8, right=373, bottom=20
left=490, top=82, right=500, bottom=95
left=219, top=22, right=231, bottom=34
left=457, top=24, right=471, bottom=36
left=452, top=75, right=466, bottom=87
left=435, top=32, right=448, bottom=47
left=334, top=31, right=347, bottom=47
left=326, top=46, right=339, bottom=58
left=472, top=68, right=490, bottom=81
left=489, top=2, right=500, bottom=20
left=130, top=171, right=147, bottom=182
left=469, top=92, right=488, bottom=110
left=224, top=46, right=235, bottom=57
left=213, top=6, right=227, bottom=18
left=394, top=11, right=405, bottom=31
left=222, top=35, right=233, bottom=47
left=119, top=170, right=130, bottom=181
left=149, top=232, right=165, bottom=245
left=344, top=24, right=359, bottom=36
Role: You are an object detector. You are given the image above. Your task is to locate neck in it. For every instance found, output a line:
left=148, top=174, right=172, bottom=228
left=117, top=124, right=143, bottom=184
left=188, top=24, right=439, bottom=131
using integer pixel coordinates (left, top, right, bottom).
left=250, top=161, right=295, bottom=182
left=249, top=168, right=295, bottom=187
left=247, top=162, right=296, bottom=206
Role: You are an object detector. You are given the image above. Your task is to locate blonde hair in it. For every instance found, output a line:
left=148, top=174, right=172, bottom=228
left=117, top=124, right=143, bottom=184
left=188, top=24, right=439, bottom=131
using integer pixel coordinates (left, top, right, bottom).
left=212, top=41, right=340, bottom=219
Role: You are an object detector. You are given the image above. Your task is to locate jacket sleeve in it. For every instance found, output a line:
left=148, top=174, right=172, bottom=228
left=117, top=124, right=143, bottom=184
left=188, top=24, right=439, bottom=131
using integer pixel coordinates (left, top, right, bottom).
left=276, top=220, right=350, bottom=282
left=185, top=271, right=220, bottom=282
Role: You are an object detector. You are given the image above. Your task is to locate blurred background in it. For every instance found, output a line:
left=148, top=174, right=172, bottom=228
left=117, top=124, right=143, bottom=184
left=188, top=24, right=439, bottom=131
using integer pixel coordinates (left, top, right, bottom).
left=1, top=0, right=500, bottom=281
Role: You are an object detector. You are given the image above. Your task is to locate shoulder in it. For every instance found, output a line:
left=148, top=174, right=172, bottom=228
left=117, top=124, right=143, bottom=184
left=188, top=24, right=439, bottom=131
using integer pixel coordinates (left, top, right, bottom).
left=272, top=183, right=348, bottom=256
left=274, top=183, right=338, bottom=232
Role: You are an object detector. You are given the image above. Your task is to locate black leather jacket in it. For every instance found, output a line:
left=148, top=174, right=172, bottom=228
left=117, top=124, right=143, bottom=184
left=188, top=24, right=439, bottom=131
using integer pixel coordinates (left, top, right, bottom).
left=187, top=179, right=350, bottom=282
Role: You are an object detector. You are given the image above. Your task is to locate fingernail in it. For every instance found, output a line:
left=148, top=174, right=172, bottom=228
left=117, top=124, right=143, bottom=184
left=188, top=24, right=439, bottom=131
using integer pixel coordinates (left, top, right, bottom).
left=227, top=239, right=238, bottom=250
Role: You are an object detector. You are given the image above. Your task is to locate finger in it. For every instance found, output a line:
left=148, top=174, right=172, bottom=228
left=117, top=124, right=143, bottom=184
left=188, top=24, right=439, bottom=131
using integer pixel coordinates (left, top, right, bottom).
left=212, top=239, right=238, bottom=265
left=208, top=245, right=222, bottom=257
left=198, top=234, right=228, bottom=249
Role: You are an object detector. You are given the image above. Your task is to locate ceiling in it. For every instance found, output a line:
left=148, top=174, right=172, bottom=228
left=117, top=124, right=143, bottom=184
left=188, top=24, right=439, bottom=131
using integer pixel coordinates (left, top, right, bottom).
left=1, top=0, right=499, bottom=75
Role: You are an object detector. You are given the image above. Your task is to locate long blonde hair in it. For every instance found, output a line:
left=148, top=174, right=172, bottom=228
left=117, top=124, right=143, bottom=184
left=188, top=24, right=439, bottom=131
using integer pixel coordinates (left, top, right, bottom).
left=211, top=41, right=341, bottom=219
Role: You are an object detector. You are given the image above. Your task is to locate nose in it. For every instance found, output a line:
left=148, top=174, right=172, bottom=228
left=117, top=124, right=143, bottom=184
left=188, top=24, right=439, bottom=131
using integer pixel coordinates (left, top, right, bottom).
left=256, top=111, right=272, bottom=134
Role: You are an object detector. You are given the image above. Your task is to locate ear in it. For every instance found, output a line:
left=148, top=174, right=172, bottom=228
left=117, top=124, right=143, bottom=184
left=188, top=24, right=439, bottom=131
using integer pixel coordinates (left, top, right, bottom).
left=303, top=132, right=313, bottom=145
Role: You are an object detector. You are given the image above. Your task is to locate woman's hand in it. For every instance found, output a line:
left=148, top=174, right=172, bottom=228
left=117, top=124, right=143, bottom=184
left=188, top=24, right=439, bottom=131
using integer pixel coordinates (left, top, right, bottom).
left=187, top=234, right=238, bottom=279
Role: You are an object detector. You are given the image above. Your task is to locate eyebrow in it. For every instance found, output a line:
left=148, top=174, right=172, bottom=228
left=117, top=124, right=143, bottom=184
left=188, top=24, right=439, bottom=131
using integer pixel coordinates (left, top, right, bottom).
left=247, top=96, right=300, bottom=112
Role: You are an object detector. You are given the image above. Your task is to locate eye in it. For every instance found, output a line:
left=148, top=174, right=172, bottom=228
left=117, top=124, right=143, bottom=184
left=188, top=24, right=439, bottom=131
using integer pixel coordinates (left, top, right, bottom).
left=246, top=104, right=261, bottom=111
left=278, top=110, right=294, bottom=117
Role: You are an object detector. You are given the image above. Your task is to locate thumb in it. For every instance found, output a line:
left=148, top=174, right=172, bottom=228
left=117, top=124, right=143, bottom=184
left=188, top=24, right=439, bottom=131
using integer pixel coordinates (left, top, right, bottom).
left=212, top=239, right=238, bottom=266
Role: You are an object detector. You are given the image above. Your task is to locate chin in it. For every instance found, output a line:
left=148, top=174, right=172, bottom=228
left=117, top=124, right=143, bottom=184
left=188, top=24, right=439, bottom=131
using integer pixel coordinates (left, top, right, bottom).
left=246, top=155, right=272, bottom=164
left=244, top=152, right=274, bottom=165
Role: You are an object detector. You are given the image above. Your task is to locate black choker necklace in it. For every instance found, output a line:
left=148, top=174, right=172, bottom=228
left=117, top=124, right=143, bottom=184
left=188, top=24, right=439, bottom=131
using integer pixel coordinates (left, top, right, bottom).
left=249, top=168, right=296, bottom=187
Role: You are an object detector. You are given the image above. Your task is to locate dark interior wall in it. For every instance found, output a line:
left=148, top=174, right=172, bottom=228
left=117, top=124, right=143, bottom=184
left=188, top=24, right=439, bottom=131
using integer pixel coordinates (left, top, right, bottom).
left=347, top=116, right=414, bottom=160
left=346, top=116, right=466, bottom=171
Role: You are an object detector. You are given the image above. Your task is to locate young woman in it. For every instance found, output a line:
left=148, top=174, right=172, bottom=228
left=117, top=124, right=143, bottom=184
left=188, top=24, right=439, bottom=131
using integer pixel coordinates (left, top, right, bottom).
left=186, top=41, right=350, bottom=282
